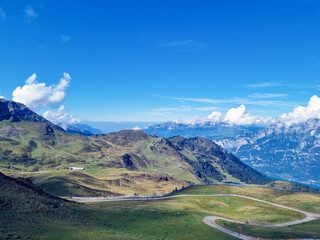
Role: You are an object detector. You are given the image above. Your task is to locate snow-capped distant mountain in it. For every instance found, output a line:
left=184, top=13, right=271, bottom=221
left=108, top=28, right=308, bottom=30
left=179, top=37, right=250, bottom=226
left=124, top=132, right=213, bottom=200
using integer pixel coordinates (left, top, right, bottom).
left=145, top=121, right=261, bottom=140
left=58, top=123, right=104, bottom=136
left=217, top=119, right=320, bottom=187
left=146, top=118, right=320, bottom=187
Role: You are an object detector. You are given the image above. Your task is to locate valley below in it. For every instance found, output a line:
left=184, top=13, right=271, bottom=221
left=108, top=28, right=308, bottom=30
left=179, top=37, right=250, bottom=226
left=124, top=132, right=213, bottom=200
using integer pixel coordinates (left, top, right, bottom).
left=1, top=99, right=320, bottom=239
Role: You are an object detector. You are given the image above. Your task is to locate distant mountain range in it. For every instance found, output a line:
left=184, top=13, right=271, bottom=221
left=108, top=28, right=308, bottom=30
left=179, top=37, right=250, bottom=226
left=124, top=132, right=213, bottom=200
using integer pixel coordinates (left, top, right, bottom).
left=218, top=119, right=320, bottom=187
left=145, top=121, right=261, bottom=140
left=58, top=123, right=104, bottom=136
left=0, top=99, right=277, bottom=197
left=82, top=121, right=160, bottom=134
left=146, top=120, right=320, bottom=187
left=60, top=122, right=160, bottom=136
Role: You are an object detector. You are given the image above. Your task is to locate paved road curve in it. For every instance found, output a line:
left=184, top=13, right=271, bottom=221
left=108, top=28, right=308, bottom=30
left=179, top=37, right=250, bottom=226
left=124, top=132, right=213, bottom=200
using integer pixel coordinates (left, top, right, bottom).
left=73, top=194, right=320, bottom=240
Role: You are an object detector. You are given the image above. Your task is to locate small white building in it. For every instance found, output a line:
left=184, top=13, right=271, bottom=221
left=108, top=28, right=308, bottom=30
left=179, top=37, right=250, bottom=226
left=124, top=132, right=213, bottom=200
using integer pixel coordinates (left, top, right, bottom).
left=68, top=167, right=85, bottom=171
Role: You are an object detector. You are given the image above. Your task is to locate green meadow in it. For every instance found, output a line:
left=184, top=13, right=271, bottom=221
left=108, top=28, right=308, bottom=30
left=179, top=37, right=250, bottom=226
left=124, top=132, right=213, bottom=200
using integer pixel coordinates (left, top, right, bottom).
left=2, top=183, right=320, bottom=240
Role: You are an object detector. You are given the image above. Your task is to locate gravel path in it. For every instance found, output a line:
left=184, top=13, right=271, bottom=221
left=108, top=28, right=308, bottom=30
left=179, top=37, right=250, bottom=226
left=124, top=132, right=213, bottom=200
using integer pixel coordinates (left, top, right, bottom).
left=73, top=194, right=320, bottom=239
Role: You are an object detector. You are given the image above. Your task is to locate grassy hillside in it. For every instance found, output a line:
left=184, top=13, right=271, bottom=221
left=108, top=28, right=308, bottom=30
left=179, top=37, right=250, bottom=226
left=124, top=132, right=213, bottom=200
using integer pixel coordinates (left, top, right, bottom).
left=0, top=172, right=67, bottom=212
left=27, top=168, right=185, bottom=197
left=217, top=219, right=320, bottom=239
left=194, top=184, right=320, bottom=239
left=173, top=184, right=320, bottom=214
left=0, top=117, right=272, bottom=197
left=1, top=173, right=319, bottom=240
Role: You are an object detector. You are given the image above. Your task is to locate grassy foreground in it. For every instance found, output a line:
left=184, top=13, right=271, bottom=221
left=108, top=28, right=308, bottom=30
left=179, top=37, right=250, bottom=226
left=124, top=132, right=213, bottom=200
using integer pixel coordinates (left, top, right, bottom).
left=216, top=219, right=320, bottom=239
left=2, top=180, right=320, bottom=240
left=174, top=184, right=320, bottom=214
left=0, top=196, right=304, bottom=240
left=174, top=184, right=320, bottom=239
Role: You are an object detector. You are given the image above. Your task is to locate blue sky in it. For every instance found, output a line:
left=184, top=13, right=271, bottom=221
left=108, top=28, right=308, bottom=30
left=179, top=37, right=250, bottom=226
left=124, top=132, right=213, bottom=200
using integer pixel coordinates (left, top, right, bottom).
left=1, top=0, right=320, bottom=123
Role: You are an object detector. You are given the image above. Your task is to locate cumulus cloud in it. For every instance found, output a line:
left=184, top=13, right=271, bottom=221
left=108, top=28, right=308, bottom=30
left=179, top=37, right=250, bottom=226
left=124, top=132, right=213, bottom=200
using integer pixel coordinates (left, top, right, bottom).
left=224, top=105, right=250, bottom=124
left=43, top=105, right=80, bottom=124
left=12, top=73, right=71, bottom=109
left=224, top=105, right=271, bottom=125
left=205, top=95, right=320, bottom=127
left=162, top=94, right=320, bottom=127
left=279, top=95, right=320, bottom=127
left=206, top=105, right=273, bottom=126
left=207, top=111, right=222, bottom=122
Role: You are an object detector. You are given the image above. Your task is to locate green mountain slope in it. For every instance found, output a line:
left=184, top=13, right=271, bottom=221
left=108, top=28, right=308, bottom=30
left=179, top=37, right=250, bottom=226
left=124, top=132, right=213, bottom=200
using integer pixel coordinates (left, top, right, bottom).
left=0, top=171, right=67, bottom=212
left=0, top=99, right=271, bottom=196
left=169, top=136, right=270, bottom=184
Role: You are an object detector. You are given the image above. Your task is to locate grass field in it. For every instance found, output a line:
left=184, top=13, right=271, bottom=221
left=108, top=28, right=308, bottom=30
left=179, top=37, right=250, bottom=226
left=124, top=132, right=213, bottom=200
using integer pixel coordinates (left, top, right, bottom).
left=0, top=169, right=320, bottom=240
left=174, top=184, right=320, bottom=214
left=0, top=196, right=304, bottom=240
left=2, top=182, right=320, bottom=240
left=1, top=168, right=186, bottom=197
left=173, top=184, right=320, bottom=239
left=216, top=219, right=320, bottom=239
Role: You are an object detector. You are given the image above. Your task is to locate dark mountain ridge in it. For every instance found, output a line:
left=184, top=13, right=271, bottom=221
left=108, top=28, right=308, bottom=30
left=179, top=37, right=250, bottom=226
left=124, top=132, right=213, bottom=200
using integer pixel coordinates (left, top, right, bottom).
left=0, top=99, right=64, bottom=131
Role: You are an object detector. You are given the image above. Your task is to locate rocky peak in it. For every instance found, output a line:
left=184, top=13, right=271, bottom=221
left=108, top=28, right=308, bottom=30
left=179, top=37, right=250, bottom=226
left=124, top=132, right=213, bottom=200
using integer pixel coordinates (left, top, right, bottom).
left=0, top=99, right=64, bottom=131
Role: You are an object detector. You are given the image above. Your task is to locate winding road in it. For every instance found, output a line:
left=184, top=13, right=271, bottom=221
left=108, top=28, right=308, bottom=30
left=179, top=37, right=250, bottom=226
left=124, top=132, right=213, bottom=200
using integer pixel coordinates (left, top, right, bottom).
left=73, top=194, right=320, bottom=240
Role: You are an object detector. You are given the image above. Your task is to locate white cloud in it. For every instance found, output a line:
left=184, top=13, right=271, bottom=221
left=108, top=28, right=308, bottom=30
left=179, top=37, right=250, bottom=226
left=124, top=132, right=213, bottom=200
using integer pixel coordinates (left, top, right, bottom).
left=0, top=96, right=4, bottom=99
left=205, top=95, right=320, bottom=127
left=43, top=105, right=80, bottom=124
left=12, top=73, right=71, bottom=109
left=61, top=35, right=72, bottom=43
left=205, top=105, right=273, bottom=126
left=279, top=95, right=320, bottom=127
left=24, top=6, right=37, bottom=18
left=250, top=93, right=287, bottom=99
left=170, top=96, right=293, bottom=108
left=247, top=82, right=283, bottom=88
left=207, top=111, right=222, bottom=122
left=0, top=8, right=6, bottom=20
left=132, top=126, right=140, bottom=130
left=224, top=105, right=248, bottom=124
left=223, top=105, right=269, bottom=125
left=157, top=94, right=320, bottom=127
